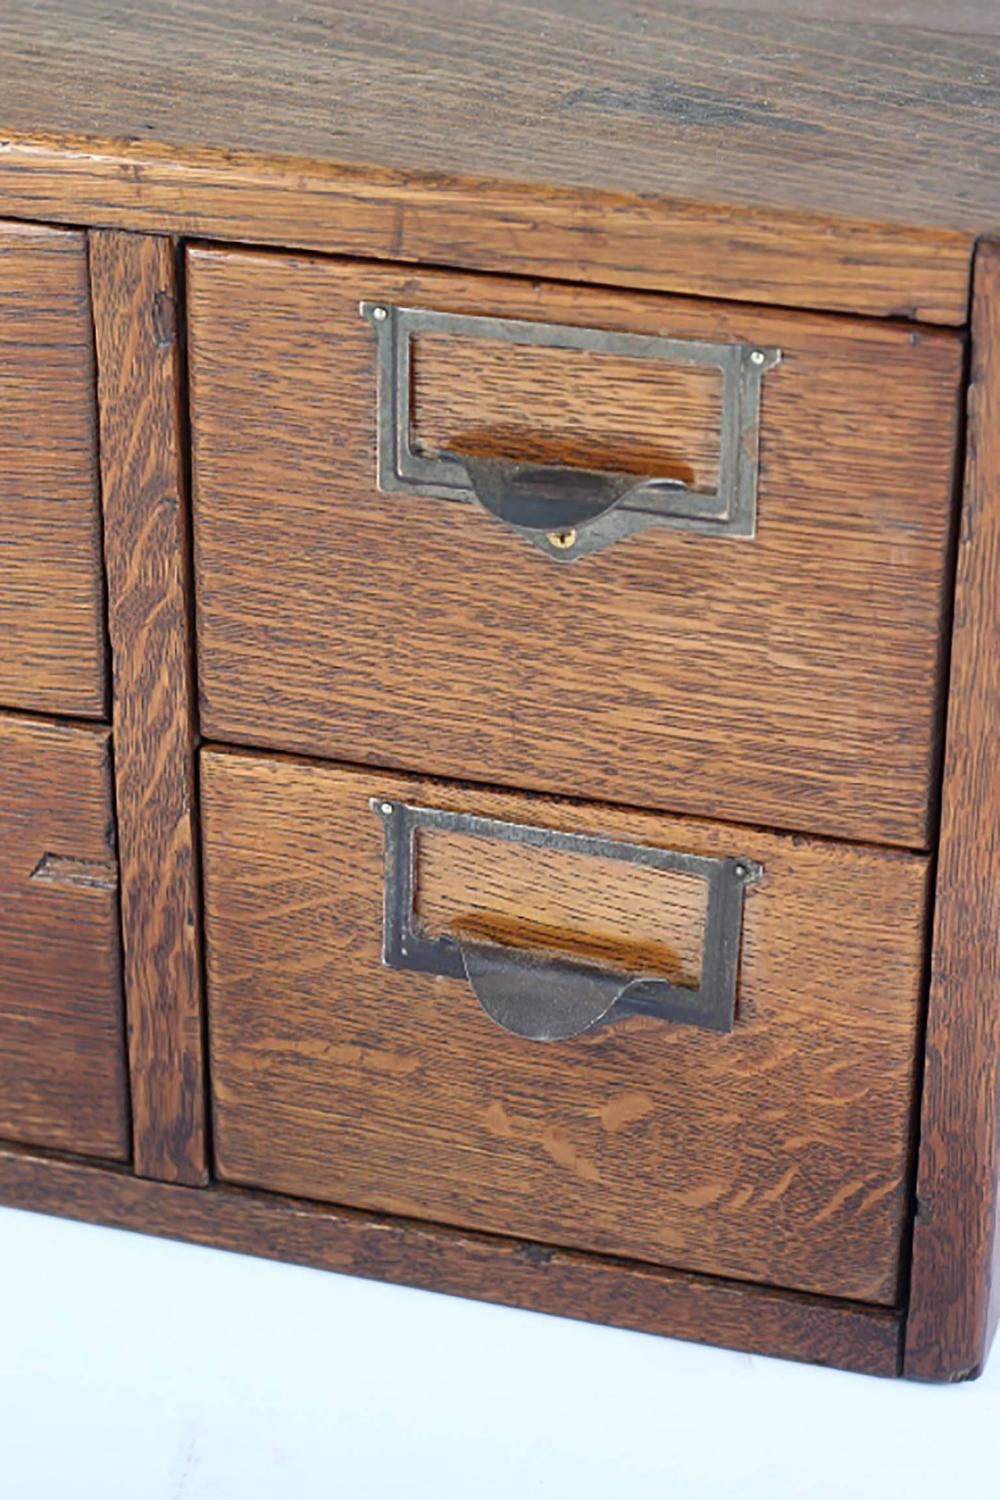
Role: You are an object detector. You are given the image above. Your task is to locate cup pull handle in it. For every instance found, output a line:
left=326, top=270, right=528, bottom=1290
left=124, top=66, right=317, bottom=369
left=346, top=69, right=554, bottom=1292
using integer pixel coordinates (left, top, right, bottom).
left=455, top=940, right=671, bottom=1043
left=456, top=455, right=688, bottom=554
left=371, top=798, right=760, bottom=1041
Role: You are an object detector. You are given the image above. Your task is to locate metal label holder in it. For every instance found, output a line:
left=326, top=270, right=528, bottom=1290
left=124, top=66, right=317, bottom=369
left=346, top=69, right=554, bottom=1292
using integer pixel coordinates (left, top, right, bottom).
left=360, top=302, right=780, bottom=560
left=371, top=799, right=761, bottom=1041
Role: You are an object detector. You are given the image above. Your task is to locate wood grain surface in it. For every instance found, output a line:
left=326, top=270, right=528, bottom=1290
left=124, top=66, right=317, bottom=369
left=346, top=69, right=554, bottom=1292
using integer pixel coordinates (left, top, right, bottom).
left=201, top=749, right=929, bottom=1305
left=189, top=250, right=962, bottom=848
left=90, top=231, right=208, bottom=1185
left=0, top=221, right=105, bottom=717
left=0, top=1144, right=904, bottom=1377
left=0, top=715, right=127, bottom=1160
left=418, top=829, right=708, bottom=987
left=412, top=335, right=723, bottom=488
left=905, top=243, right=1000, bottom=1382
left=2, top=1, right=999, bottom=320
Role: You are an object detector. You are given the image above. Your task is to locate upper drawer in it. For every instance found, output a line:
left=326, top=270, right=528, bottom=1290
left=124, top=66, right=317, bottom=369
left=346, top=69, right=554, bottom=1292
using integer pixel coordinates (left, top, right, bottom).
left=0, top=222, right=105, bottom=718
left=188, top=249, right=963, bottom=846
left=0, top=713, right=127, bottom=1160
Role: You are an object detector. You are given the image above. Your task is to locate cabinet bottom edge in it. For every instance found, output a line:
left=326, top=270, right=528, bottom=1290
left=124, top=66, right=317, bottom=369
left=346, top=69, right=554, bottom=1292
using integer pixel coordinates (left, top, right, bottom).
left=0, top=1142, right=902, bottom=1378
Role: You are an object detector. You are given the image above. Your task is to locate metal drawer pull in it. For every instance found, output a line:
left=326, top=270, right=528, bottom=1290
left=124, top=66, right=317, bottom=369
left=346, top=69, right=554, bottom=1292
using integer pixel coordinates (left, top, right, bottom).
left=360, top=302, right=780, bottom=561
left=371, top=799, right=760, bottom=1042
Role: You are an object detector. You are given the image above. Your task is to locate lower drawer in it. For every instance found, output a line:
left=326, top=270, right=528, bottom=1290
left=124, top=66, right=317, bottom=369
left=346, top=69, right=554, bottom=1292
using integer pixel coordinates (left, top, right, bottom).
left=0, top=716, right=127, bottom=1159
left=201, top=749, right=929, bottom=1304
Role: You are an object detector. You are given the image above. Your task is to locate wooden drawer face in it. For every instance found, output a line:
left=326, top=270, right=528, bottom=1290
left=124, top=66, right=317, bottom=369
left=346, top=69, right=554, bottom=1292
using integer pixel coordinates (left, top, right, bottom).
left=202, top=749, right=929, bottom=1304
left=0, top=223, right=105, bottom=718
left=189, top=249, right=962, bottom=847
left=0, top=715, right=127, bottom=1160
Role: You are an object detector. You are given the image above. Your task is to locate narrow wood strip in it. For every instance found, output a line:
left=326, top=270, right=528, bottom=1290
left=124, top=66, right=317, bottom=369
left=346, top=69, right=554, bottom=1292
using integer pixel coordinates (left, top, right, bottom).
left=905, top=241, right=1000, bottom=1381
left=89, top=230, right=207, bottom=1185
left=0, top=135, right=972, bottom=325
left=0, top=1145, right=901, bottom=1377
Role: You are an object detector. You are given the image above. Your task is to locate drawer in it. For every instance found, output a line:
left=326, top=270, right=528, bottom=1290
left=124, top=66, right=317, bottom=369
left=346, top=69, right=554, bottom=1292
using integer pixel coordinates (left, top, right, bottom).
left=0, top=714, right=127, bottom=1159
left=189, top=249, right=962, bottom=847
left=202, top=748, right=929, bottom=1304
left=0, top=222, right=106, bottom=718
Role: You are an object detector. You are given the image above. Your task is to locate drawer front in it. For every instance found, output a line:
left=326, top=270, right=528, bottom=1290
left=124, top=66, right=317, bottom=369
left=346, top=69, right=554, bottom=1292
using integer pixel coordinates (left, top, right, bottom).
left=0, top=222, right=105, bottom=717
left=189, top=249, right=962, bottom=847
left=202, top=749, right=928, bottom=1304
left=0, top=715, right=127, bottom=1160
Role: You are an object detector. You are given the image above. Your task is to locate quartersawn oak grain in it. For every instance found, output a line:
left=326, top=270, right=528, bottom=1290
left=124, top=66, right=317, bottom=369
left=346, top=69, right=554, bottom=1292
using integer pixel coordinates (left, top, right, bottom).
left=905, top=242, right=1000, bottom=1382
left=0, top=1143, right=903, bottom=1377
left=90, top=230, right=208, bottom=1186
left=418, top=828, right=708, bottom=988
left=0, top=715, right=127, bottom=1160
left=189, top=250, right=962, bottom=849
left=411, top=335, right=724, bottom=489
left=0, top=2, right=994, bottom=1382
left=2, top=1, right=1000, bottom=321
left=201, top=749, right=929, bottom=1306
left=0, top=220, right=105, bottom=717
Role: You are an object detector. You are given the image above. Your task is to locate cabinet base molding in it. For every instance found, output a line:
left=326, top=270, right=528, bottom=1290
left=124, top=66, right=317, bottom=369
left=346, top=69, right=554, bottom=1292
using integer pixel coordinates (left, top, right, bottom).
left=0, top=1143, right=901, bottom=1378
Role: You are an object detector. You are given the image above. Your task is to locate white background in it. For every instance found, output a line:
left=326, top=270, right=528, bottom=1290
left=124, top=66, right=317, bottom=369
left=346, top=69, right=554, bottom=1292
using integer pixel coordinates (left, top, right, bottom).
left=2, top=1204, right=998, bottom=1499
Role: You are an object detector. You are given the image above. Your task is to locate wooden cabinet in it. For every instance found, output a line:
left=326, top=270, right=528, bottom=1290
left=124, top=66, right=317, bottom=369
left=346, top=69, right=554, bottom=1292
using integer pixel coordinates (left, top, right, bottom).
left=0, top=222, right=106, bottom=718
left=1, top=0, right=999, bottom=1385
left=0, top=716, right=126, bottom=1159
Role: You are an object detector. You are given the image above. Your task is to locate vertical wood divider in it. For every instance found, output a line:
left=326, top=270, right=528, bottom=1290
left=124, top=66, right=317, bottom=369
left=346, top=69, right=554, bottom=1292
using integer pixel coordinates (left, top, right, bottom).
left=89, top=230, right=208, bottom=1184
left=905, top=240, right=1000, bottom=1379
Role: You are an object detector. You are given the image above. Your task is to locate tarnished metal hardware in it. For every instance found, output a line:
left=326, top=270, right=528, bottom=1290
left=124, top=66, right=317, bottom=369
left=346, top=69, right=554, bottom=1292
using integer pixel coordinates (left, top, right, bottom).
left=359, top=302, right=780, bottom=561
left=370, top=799, right=761, bottom=1041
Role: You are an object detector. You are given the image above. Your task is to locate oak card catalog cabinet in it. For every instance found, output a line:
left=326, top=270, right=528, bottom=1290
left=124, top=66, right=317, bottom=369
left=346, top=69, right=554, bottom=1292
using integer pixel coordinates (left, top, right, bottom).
left=0, top=1, right=998, bottom=1383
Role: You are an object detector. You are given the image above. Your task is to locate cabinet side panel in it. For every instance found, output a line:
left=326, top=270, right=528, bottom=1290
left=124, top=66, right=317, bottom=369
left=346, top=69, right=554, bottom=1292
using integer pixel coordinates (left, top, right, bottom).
left=906, top=240, right=1000, bottom=1380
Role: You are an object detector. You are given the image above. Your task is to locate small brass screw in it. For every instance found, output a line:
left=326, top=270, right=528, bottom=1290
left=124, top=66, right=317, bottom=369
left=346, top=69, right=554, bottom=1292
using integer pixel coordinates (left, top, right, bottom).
left=548, top=529, right=577, bottom=551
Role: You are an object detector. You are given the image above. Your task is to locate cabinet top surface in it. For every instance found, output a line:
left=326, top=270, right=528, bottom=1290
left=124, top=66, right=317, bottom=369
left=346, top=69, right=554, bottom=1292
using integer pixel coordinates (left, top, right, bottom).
left=1, top=0, right=998, bottom=238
